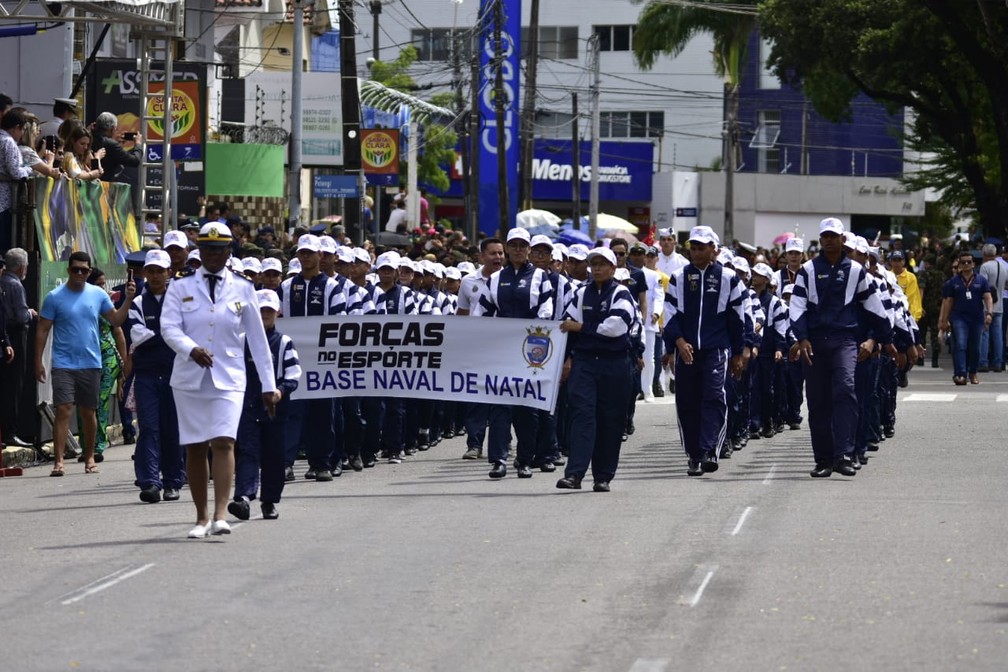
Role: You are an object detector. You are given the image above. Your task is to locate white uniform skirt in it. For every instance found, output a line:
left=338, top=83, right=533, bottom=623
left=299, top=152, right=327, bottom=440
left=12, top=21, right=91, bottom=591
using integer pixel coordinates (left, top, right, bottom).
left=173, top=370, right=245, bottom=444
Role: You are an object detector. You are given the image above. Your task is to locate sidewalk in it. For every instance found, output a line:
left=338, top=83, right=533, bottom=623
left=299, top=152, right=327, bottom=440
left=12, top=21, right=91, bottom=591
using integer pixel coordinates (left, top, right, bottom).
left=1, top=422, right=129, bottom=472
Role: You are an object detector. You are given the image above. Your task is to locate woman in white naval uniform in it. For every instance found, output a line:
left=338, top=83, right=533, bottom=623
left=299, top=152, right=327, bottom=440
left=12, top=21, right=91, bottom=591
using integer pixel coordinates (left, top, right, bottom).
left=161, top=222, right=278, bottom=539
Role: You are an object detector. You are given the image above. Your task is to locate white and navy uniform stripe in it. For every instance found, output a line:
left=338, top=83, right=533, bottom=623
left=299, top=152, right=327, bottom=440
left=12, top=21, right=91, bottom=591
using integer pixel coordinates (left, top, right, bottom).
left=476, top=262, right=554, bottom=319
left=374, top=283, right=419, bottom=316
left=788, top=256, right=892, bottom=343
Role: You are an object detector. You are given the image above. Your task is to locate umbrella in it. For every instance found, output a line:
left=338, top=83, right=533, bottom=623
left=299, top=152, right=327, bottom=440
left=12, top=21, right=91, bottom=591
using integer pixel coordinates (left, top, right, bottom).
left=319, top=215, right=343, bottom=223
left=524, top=223, right=559, bottom=240
left=557, top=224, right=592, bottom=246
left=595, top=213, right=639, bottom=234
left=772, top=232, right=794, bottom=246
left=600, top=229, right=638, bottom=244
left=516, top=209, right=561, bottom=230
left=372, top=231, right=412, bottom=247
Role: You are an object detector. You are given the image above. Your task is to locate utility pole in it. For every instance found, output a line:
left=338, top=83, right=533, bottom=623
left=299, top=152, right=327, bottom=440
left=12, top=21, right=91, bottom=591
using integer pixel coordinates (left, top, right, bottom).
left=453, top=27, right=471, bottom=242
left=288, top=0, right=308, bottom=231
left=369, top=1, right=381, bottom=61
left=588, top=34, right=600, bottom=241
left=722, top=81, right=739, bottom=245
left=339, top=0, right=364, bottom=242
left=469, top=54, right=481, bottom=240
left=571, top=92, right=580, bottom=226
left=518, top=0, right=540, bottom=212
left=494, top=0, right=509, bottom=237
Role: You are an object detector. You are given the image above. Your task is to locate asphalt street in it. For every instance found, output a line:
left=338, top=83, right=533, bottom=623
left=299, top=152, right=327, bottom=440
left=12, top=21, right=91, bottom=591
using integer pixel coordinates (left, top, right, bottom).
left=1, top=358, right=1007, bottom=671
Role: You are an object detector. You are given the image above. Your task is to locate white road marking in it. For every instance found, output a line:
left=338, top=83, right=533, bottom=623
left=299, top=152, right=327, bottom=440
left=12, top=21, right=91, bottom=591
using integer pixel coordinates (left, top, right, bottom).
left=731, top=506, right=754, bottom=536
left=58, top=563, right=156, bottom=606
left=997, top=394, right=1008, bottom=403
left=678, top=564, right=718, bottom=607
left=762, top=464, right=777, bottom=485
left=902, top=393, right=957, bottom=402
left=629, top=659, right=670, bottom=672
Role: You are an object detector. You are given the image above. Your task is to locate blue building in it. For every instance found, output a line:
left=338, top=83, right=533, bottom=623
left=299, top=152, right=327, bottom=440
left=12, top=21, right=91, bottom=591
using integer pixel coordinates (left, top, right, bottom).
left=737, top=31, right=904, bottom=178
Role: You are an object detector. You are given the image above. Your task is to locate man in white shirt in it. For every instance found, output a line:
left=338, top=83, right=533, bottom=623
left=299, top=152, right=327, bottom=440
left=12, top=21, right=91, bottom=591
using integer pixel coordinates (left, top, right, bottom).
left=385, top=198, right=409, bottom=233
left=655, top=227, right=688, bottom=278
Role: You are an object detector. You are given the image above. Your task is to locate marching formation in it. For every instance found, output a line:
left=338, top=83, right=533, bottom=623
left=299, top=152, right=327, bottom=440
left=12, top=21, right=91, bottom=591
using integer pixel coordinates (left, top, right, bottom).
left=32, top=216, right=926, bottom=539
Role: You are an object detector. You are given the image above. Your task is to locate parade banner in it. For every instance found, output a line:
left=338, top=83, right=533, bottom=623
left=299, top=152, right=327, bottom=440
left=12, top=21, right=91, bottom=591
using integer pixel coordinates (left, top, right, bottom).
left=284, top=314, right=567, bottom=412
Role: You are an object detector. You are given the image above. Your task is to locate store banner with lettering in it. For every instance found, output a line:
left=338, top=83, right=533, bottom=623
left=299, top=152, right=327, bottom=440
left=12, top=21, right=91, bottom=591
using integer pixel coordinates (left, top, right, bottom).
left=477, top=0, right=521, bottom=235
left=283, top=314, right=566, bottom=412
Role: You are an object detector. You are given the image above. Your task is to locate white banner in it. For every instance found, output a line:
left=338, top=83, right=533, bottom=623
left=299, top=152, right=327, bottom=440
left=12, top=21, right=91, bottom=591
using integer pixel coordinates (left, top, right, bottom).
left=283, top=315, right=568, bottom=412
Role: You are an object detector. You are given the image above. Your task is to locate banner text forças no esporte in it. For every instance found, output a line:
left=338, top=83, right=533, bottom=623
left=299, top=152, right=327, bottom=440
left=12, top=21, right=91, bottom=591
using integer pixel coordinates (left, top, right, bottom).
left=283, top=315, right=567, bottom=413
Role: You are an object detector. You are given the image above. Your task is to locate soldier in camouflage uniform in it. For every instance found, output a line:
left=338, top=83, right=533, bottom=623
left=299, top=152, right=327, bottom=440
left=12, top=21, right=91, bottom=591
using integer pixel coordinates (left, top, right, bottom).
left=919, top=253, right=947, bottom=367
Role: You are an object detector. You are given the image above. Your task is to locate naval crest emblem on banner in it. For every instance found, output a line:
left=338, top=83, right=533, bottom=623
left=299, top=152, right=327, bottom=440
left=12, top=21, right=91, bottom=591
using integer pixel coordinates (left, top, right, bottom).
left=523, top=325, right=554, bottom=369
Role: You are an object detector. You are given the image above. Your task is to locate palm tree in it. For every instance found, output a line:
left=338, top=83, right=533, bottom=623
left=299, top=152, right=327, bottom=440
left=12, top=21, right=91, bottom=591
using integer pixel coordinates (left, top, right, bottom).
left=633, top=0, right=758, bottom=243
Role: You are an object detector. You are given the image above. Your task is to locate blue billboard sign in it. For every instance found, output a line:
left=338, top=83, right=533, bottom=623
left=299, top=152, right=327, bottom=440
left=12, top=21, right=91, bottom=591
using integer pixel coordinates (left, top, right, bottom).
left=477, top=0, right=521, bottom=235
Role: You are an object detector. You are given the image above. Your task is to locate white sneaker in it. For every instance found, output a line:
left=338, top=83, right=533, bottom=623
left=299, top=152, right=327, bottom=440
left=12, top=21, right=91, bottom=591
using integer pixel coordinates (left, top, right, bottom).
left=643, top=394, right=656, bottom=402
left=210, top=520, right=231, bottom=536
left=187, top=523, right=210, bottom=539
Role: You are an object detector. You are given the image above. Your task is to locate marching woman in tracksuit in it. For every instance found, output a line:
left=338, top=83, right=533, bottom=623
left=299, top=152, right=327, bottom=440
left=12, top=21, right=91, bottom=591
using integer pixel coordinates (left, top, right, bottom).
left=663, top=226, right=747, bottom=477
left=556, top=247, right=638, bottom=492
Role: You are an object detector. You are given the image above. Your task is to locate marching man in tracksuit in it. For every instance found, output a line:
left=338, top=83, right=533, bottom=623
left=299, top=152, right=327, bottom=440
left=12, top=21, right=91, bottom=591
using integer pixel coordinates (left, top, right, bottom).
left=788, top=218, right=895, bottom=478
left=663, top=226, right=746, bottom=476
left=556, top=247, right=637, bottom=492
left=475, top=227, right=554, bottom=480
left=229, top=289, right=301, bottom=521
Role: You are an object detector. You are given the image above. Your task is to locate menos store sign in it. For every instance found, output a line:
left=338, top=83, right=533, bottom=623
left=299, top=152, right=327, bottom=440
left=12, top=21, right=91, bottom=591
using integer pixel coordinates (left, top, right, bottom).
left=531, top=140, right=653, bottom=202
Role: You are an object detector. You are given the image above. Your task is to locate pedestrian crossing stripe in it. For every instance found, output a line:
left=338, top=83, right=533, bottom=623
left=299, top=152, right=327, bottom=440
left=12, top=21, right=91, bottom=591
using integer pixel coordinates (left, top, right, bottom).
left=997, top=394, right=1008, bottom=403
left=901, top=393, right=957, bottom=402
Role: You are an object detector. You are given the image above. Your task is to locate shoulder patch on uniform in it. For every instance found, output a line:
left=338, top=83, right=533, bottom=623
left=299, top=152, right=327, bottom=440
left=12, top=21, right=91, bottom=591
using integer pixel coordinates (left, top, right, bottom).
left=175, top=267, right=196, bottom=279
left=230, top=269, right=253, bottom=282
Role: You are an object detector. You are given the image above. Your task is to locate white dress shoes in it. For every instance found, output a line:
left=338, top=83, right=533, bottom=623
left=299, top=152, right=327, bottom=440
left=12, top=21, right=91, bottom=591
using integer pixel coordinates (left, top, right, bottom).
left=210, top=520, right=231, bottom=536
left=187, top=523, right=210, bottom=539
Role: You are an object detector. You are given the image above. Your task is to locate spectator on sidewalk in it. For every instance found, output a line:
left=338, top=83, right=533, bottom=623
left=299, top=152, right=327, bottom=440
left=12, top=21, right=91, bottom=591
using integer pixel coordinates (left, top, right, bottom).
left=939, top=249, right=993, bottom=385
left=978, top=244, right=1007, bottom=372
left=0, top=247, right=35, bottom=446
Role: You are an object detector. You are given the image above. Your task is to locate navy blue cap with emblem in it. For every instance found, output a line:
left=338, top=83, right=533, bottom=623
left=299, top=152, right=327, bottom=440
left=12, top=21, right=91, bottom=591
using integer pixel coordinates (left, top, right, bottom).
left=125, top=250, right=148, bottom=267
left=309, top=223, right=327, bottom=235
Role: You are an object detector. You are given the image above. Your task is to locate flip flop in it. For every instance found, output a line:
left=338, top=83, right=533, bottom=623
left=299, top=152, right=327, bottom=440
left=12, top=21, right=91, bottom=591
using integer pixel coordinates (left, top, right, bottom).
left=85, top=464, right=99, bottom=474
left=50, top=465, right=64, bottom=477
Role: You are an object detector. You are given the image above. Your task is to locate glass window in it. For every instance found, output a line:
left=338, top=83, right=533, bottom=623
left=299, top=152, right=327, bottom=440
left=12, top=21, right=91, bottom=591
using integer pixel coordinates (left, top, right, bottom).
left=558, top=26, right=578, bottom=59
left=612, top=25, right=631, bottom=52
left=609, top=112, right=629, bottom=138
left=648, top=111, right=664, bottom=137
left=594, top=25, right=611, bottom=52
left=629, top=111, right=648, bottom=138
left=753, top=110, right=782, bottom=173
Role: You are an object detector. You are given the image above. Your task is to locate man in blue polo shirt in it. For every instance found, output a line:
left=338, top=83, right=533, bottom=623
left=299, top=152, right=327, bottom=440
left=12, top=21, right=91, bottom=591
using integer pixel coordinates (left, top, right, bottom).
left=939, top=248, right=993, bottom=385
left=36, top=251, right=135, bottom=475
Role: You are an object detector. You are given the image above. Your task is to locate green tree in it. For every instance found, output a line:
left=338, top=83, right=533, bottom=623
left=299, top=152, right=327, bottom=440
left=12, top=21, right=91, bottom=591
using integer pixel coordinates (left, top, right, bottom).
left=759, top=0, right=1008, bottom=239
left=632, top=0, right=758, bottom=241
left=367, top=46, right=457, bottom=193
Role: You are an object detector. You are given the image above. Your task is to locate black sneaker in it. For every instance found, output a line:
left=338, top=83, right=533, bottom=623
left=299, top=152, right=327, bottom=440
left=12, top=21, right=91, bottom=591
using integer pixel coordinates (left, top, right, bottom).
left=139, top=486, right=161, bottom=504
left=537, top=461, right=556, bottom=473
left=285, top=466, right=296, bottom=482
left=810, top=464, right=832, bottom=478
left=833, top=457, right=857, bottom=477
left=719, top=444, right=733, bottom=460
left=555, top=475, right=582, bottom=489
left=350, top=456, right=364, bottom=471
left=331, top=464, right=343, bottom=478
left=227, top=497, right=251, bottom=521
left=304, top=469, right=317, bottom=480
left=315, top=469, right=334, bottom=482
left=883, top=427, right=895, bottom=438
left=516, top=464, right=533, bottom=478
left=687, top=459, right=704, bottom=476
left=701, top=455, right=719, bottom=473
left=388, top=453, right=403, bottom=464
left=163, top=488, right=180, bottom=501
left=261, top=502, right=279, bottom=520
left=363, top=456, right=376, bottom=468
left=592, top=481, right=611, bottom=493
left=857, top=453, right=869, bottom=466
left=489, top=462, right=506, bottom=479
left=761, top=427, right=775, bottom=439
left=417, top=431, right=430, bottom=451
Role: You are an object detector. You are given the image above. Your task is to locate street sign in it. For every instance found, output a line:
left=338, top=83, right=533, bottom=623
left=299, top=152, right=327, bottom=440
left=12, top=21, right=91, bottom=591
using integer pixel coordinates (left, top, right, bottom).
left=314, top=174, right=359, bottom=198
left=675, top=207, right=698, bottom=217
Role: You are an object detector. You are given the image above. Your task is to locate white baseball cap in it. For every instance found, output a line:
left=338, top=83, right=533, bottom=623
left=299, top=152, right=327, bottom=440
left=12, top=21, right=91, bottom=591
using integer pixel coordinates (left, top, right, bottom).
left=530, top=234, right=553, bottom=249
left=688, top=226, right=716, bottom=245
left=186, top=249, right=201, bottom=262
left=855, top=236, right=870, bottom=255
left=353, top=248, right=371, bottom=264
left=335, top=246, right=354, bottom=263
left=614, top=268, right=631, bottom=281
left=731, top=257, right=751, bottom=276
left=457, top=261, right=476, bottom=275
left=296, top=234, right=321, bottom=253
left=506, top=228, right=531, bottom=244
left=785, top=238, right=804, bottom=253
left=144, top=249, right=171, bottom=269
left=445, top=267, right=462, bottom=281
left=567, top=244, right=589, bottom=261
left=751, top=262, right=774, bottom=279
left=551, top=248, right=564, bottom=262
left=376, top=251, right=400, bottom=269
left=717, top=249, right=735, bottom=265
left=228, top=257, right=244, bottom=273
left=587, top=247, right=617, bottom=266
left=242, top=257, right=262, bottom=274
left=256, top=289, right=281, bottom=312
left=398, top=257, right=416, bottom=270
left=657, top=228, right=675, bottom=239
left=163, top=230, right=188, bottom=249
left=819, top=217, right=845, bottom=236
left=318, top=236, right=338, bottom=254
left=261, top=258, right=283, bottom=274
left=287, top=258, right=302, bottom=275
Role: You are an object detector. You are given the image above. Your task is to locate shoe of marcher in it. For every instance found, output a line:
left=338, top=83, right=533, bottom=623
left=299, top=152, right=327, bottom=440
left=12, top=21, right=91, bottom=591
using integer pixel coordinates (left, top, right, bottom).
left=719, top=444, right=733, bottom=460
left=866, top=442, right=880, bottom=452
left=592, top=481, right=611, bottom=493
left=489, top=462, right=507, bottom=479
left=555, top=475, right=582, bottom=489
left=857, top=453, right=869, bottom=466
left=462, top=448, right=480, bottom=460
left=627, top=422, right=636, bottom=435
left=304, top=469, right=317, bottom=480
left=636, top=392, right=645, bottom=401
left=331, top=464, right=343, bottom=477
left=761, top=426, right=775, bottom=439
left=315, top=469, right=334, bottom=482
left=810, top=464, right=832, bottom=478
left=621, top=432, right=629, bottom=442
left=970, top=373, right=980, bottom=384
left=187, top=523, right=210, bottom=539
left=833, top=458, right=857, bottom=477
left=404, top=447, right=418, bottom=456
left=163, top=488, right=180, bottom=501
left=852, top=457, right=862, bottom=471
left=552, top=455, right=565, bottom=466
left=789, top=422, right=802, bottom=430
left=898, top=371, right=909, bottom=387
left=227, top=497, right=251, bottom=521
left=687, top=459, right=704, bottom=476
left=537, top=461, right=556, bottom=473
left=261, top=502, right=279, bottom=520
left=701, top=456, right=719, bottom=473
left=388, top=453, right=403, bottom=464
left=517, top=464, right=533, bottom=478
left=210, top=520, right=231, bottom=535
left=350, top=456, right=364, bottom=472
left=122, top=433, right=136, bottom=445
left=285, top=466, right=296, bottom=482
left=139, top=486, right=161, bottom=504
left=643, top=394, right=656, bottom=403
left=417, top=431, right=430, bottom=451
left=884, top=427, right=895, bottom=438
left=653, top=385, right=665, bottom=398
left=363, top=457, right=376, bottom=468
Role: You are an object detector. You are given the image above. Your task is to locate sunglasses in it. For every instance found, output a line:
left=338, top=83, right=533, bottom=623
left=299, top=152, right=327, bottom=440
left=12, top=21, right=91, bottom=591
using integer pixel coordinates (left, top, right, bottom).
left=69, top=266, right=91, bottom=275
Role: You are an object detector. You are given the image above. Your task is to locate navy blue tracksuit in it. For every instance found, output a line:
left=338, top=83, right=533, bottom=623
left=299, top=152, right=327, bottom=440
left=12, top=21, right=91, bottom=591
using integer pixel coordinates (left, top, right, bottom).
left=664, top=262, right=745, bottom=463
